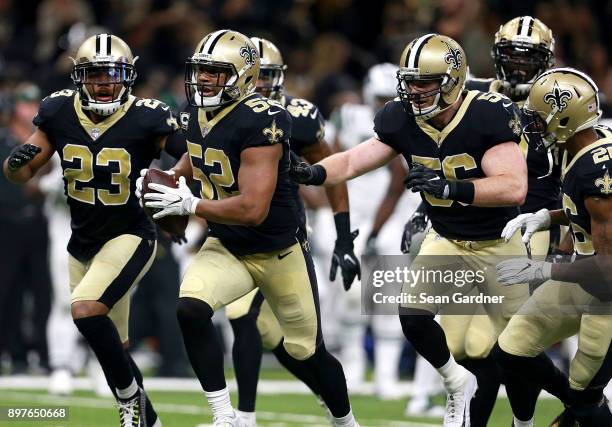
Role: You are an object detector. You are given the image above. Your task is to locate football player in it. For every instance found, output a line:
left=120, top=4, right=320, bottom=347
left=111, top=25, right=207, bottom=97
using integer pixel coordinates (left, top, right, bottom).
left=290, top=33, right=530, bottom=427
left=442, top=16, right=559, bottom=427
left=217, top=37, right=359, bottom=426
left=494, top=67, right=612, bottom=426
left=140, top=30, right=358, bottom=427
left=2, top=34, right=182, bottom=427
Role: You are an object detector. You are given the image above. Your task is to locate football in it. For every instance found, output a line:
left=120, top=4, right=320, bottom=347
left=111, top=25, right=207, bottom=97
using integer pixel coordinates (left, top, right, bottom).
left=142, top=169, right=189, bottom=237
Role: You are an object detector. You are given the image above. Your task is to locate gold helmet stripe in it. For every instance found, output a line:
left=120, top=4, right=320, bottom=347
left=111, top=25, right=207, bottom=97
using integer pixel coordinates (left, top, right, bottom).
left=200, top=29, right=229, bottom=54
left=406, top=33, right=435, bottom=68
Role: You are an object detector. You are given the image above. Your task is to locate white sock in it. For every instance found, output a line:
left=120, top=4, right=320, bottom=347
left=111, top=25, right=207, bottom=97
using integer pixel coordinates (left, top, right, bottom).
left=205, top=387, right=234, bottom=419
left=236, top=410, right=256, bottom=425
left=436, top=356, right=468, bottom=392
left=116, top=378, right=138, bottom=399
left=332, top=408, right=357, bottom=426
left=513, top=415, right=534, bottom=427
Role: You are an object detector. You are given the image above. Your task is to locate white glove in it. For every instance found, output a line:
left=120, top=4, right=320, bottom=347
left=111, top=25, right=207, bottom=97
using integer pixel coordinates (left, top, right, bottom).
left=135, top=168, right=175, bottom=202
left=496, top=258, right=552, bottom=286
left=143, top=176, right=200, bottom=219
left=501, top=208, right=551, bottom=243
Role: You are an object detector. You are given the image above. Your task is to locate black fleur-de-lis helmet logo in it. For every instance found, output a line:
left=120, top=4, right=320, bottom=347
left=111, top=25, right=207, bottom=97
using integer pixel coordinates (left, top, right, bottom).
left=442, top=40, right=462, bottom=70
left=240, top=44, right=258, bottom=68
left=544, top=81, right=573, bottom=112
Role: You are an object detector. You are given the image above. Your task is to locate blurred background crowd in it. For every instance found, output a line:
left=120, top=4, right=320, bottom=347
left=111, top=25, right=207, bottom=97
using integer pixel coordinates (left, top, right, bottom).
left=0, top=0, right=611, bottom=401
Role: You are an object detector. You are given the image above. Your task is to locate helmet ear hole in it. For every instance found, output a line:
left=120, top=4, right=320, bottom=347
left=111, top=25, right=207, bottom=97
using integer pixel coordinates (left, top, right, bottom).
left=559, top=117, right=569, bottom=127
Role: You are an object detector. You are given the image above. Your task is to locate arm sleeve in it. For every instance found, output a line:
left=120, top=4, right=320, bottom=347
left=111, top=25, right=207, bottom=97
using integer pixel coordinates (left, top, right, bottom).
left=240, top=109, right=292, bottom=151
left=33, top=95, right=62, bottom=134
left=290, top=109, right=325, bottom=154
left=480, top=98, right=523, bottom=151
left=147, top=103, right=179, bottom=138
left=580, top=157, right=612, bottom=199
left=373, top=102, right=402, bottom=152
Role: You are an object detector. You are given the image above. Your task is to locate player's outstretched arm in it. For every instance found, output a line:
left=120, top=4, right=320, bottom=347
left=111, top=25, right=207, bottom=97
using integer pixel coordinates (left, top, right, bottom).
left=292, top=137, right=397, bottom=186
left=475, top=141, right=528, bottom=207
left=3, top=129, right=54, bottom=183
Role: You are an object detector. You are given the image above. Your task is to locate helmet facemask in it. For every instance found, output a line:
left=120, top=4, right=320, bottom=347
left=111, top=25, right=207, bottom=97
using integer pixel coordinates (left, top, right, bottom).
left=256, top=65, right=284, bottom=100
left=522, top=107, right=558, bottom=151
left=493, top=41, right=553, bottom=97
left=185, top=59, right=240, bottom=111
left=71, top=62, right=136, bottom=116
left=397, top=71, right=457, bottom=119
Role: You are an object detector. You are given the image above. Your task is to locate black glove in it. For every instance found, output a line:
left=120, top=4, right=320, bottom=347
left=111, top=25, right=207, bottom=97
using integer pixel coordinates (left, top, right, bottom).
left=400, top=206, right=428, bottom=254
left=404, top=163, right=474, bottom=204
left=289, top=151, right=327, bottom=185
left=7, top=144, right=41, bottom=171
left=330, top=212, right=361, bottom=291
left=404, top=164, right=449, bottom=198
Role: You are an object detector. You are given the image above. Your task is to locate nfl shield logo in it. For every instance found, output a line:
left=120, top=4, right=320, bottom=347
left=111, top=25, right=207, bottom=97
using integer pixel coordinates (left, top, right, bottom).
left=201, top=126, right=209, bottom=138
left=90, top=128, right=100, bottom=140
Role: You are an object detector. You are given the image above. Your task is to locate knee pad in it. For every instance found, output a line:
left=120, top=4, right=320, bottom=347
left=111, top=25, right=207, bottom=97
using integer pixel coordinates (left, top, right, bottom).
left=176, top=297, right=213, bottom=327
left=283, top=339, right=315, bottom=361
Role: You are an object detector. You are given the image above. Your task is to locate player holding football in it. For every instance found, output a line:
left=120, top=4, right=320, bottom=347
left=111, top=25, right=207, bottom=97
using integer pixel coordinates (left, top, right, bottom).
left=140, top=30, right=358, bottom=427
left=290, top=33, right=530, bottom=427
left=216, top=37, right=360, bottom=427
left=2, top=34, right=182, bottom=427
left=494, top=67, right=612, bottom=426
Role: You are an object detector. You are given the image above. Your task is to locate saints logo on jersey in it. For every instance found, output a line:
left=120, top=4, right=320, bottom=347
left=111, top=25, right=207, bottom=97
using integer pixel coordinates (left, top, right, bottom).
left=240, top=44, right=258, bottom=68
left=544, top=81, right=572, bottom=112
left=443, top=40, right=463, bottom=70
left=263, top=119, right=284, bottom=144
left=595, top=170, right=612, bottom=195
left=509, top=112, right=522, bottom=136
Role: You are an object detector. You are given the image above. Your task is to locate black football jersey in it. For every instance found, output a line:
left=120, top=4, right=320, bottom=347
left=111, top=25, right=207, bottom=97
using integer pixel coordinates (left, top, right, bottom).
left=33, top=89, right=177, bottom=262
left=465, top=78, right=497, bottom=93
left=466, top=78, right=562, bottom=213
left=562, top=126, right=612, bottom=256
left=182, top=93, right=298, bottom=255
left=281, top=94, right=326, bottom=232
left=374, top=90, right=523, bottom=240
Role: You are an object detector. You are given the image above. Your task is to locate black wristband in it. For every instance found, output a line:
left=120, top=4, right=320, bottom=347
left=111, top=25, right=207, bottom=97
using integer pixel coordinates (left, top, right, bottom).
left=334, top=212, right=351, bottom=240
left=309, top=164, right=327, bottom=186
left=448, top=181, right=475, bottom=204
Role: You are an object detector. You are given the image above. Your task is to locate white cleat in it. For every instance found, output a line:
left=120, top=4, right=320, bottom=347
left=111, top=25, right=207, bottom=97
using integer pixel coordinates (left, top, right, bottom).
left=443, top=372, right=477, bottom=427
left=117, top=387, right=146, bottom=427
left=212, top=412, right=239, bottom=427
left=49, top=369, right=74, bottom=395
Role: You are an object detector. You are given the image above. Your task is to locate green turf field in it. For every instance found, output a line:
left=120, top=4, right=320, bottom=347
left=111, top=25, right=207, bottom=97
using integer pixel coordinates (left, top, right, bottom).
left=0, top=388, right=563, bottom=427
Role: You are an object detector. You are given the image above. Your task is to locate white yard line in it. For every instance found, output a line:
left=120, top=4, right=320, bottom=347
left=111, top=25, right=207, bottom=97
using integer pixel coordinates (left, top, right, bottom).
left=0, top=390, right=438, bottom=427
